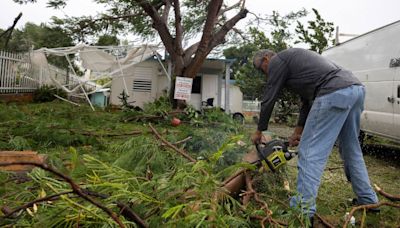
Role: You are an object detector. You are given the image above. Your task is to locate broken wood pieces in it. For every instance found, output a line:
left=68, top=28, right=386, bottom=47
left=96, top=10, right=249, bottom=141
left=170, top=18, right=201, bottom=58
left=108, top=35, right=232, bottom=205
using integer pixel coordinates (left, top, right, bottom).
left=0, top=151, right=46, bottom=172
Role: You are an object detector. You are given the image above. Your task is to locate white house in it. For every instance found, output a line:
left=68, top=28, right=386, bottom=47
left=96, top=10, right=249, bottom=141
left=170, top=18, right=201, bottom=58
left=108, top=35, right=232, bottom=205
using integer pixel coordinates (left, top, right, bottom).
left=110, top=56, right=244, bottom=117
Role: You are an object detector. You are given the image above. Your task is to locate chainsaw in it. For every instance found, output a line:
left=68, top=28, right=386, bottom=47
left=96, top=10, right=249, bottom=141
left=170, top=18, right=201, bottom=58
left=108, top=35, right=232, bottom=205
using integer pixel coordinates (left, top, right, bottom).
left=255, top=139, right=298, bottom=172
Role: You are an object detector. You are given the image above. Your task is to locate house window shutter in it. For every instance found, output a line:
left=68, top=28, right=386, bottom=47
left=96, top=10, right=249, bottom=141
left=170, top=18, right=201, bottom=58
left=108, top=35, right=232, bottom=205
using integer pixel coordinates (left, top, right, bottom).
left=133, top=79, right=152, bottom=92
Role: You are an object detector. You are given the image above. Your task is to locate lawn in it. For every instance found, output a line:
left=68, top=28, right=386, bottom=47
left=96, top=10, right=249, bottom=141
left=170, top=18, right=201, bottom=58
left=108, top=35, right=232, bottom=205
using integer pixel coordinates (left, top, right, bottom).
left=0, top=101, right=399, bottom=227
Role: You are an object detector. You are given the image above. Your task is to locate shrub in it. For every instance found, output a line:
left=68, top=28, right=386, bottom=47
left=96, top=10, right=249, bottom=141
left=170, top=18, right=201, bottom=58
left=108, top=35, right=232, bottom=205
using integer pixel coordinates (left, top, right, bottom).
left=33, top=85, right=67, bottom=103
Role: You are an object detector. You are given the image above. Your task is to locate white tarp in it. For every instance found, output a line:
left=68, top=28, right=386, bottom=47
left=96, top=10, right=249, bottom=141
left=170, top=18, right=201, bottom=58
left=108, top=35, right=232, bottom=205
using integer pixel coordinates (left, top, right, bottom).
left=80, top=48, right=116, bottom=71
left=34, top=44, right=158, bottom=75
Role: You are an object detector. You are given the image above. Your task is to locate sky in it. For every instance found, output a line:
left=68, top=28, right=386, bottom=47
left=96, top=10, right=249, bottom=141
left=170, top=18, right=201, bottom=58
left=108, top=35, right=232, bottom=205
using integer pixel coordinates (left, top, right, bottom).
left=1, top=0, right=400, bottom=44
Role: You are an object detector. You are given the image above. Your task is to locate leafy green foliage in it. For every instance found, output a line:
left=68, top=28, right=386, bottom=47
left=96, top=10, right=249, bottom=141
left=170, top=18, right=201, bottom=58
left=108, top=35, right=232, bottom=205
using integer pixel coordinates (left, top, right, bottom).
left=117, top=90, right=137, bottom=111
left=142, top=96, right=172, bottom=115
left=96, top=34, right=120, bottom=46
left=0, top=101, right=120, bottom=150
left=0, top=101, right=255, bottom=227
left=8, top=136, right=31, bottom=150
left=268, top=9, right=308, bottom=51
left=33, top=85, right=67, bottom=103
left=43, top=0, right=219, bottom=43
left=295, top=8, right=335, bottom=53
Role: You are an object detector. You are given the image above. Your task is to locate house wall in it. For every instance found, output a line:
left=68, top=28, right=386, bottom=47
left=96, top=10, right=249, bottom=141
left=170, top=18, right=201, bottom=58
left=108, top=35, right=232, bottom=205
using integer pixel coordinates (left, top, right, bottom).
left=110, top=60, right=242, bottom=114
left=110, top=61, right=160, bottom=107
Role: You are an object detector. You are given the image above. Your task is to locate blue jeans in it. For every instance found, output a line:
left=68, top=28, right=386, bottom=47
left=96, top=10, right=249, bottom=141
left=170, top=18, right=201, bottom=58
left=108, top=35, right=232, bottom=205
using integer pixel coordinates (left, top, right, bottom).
left=290, top=85, right=378, bottom=216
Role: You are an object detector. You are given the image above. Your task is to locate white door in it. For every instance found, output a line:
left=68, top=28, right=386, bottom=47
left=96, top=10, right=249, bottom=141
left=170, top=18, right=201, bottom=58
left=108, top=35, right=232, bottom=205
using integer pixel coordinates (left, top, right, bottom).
left=362, top=65, right=395, bottom=138
left=130, top=67, right=155, bottom=108
left=201, top=74, right=218, bottom=106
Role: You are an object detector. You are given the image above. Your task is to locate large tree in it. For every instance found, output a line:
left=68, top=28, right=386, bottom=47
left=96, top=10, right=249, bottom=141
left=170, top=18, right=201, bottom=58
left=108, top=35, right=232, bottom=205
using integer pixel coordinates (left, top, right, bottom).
left=14, top=0, right=249, bottom=103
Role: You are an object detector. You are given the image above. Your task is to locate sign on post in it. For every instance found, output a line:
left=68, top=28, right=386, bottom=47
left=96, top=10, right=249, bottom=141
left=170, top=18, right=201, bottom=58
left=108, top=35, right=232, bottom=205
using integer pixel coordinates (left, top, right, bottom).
left=174, top=76, right=193, bottom=101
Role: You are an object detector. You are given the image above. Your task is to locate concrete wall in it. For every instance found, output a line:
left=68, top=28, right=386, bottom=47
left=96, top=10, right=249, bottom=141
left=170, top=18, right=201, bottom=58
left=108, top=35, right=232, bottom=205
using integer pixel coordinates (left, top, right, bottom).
left=0, top=93, right=33, bottom=103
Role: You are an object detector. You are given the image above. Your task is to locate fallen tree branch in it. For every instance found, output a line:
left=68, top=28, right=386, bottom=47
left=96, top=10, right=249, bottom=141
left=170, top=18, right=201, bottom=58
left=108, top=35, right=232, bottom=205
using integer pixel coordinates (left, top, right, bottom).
left=0, top=12, right=22, bottom=49
left=161, top=136, right=192, bottom=146
left=2, top=191, right=73, bottom=218
left=0, top=162, right=126, bottom=228
left=343, top=201, right=400, bottom=228
left=61, top=127, right=144, bottom=137
left=116, top=202, right=148, bottom=228
left=123, top=114, right=163, bottom=122
left=123, top=110, right=186, bottom=123
left=221, top=168, right=247, bottom=186
left=244, top=172, right=286, bottom=227
left=149, top=123, right=196, bottom=163
left=374, top=184, right=400, bottom=201
left=79, top=130, right=143, bottom=137
left=326, top=166, right=344, bottom=171
left=79, top=189, right=148, bottom=228
left=315, top=213, right=334, bottom=228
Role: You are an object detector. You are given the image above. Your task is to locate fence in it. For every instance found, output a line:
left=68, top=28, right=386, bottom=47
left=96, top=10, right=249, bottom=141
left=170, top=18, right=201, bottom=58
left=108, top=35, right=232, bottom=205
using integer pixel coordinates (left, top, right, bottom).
left=0, top=50, right=36, bottom=93
left=0, top=50, right=97, bottom=95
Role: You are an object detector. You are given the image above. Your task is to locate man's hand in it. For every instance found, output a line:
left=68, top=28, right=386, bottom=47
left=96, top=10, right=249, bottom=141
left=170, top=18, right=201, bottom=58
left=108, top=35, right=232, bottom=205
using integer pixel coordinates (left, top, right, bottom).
left=288, top=126, right=303, bottom=146
left=251, top=130, right=263, bottom=145
left=288, top=134, right=301, bottom=146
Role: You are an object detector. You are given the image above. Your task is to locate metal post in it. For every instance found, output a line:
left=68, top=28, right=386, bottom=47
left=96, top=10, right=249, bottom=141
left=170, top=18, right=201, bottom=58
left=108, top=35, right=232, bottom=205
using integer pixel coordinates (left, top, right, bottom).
left=225, top=62, right=231, bottom=114
left=217, top=74, right=222, bottom=108
left=335, top=26, right=340, bottom=45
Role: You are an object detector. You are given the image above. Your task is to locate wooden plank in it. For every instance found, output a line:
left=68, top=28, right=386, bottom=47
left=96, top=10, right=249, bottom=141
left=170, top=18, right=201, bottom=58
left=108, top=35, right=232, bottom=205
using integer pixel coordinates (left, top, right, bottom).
left=0, top=151, right=47, bottom=172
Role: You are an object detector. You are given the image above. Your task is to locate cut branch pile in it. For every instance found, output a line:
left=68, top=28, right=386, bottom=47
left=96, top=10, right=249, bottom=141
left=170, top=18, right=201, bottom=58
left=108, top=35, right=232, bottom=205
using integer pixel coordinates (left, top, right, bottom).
left=0, top=161, right=148, bottom=228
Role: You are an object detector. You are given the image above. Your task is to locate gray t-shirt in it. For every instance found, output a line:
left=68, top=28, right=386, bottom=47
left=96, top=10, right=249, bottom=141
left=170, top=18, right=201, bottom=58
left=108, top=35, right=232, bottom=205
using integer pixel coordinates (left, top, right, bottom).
left=257, top=48, right=362, bottom=131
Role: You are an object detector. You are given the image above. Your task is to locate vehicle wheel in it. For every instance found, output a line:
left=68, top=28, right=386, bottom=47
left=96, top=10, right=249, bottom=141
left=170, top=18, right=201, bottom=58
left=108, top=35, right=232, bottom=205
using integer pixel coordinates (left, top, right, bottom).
left=232, top=112, right=245, bottom=124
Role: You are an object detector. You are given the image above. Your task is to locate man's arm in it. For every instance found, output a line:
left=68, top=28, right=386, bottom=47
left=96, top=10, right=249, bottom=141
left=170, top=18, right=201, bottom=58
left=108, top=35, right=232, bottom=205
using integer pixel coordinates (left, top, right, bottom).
left=252, top=57, right=288, bottom=144
left=257, top=84, right=280, bottom=132
left=297, top=98, right=311, bottom=127
left=289, top=98, right=311, bottom=146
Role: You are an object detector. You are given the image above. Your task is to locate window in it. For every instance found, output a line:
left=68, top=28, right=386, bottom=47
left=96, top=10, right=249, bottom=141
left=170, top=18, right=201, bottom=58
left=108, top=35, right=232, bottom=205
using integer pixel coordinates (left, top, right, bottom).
left=133, top=79, right=152, bottom=92
left=192, top=76, right=201, bottom=94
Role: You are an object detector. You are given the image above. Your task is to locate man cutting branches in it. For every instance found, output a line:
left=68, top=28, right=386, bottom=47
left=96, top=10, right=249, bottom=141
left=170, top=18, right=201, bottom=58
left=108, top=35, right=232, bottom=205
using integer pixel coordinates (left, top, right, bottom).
left=251, top=48, right=378, bottom=221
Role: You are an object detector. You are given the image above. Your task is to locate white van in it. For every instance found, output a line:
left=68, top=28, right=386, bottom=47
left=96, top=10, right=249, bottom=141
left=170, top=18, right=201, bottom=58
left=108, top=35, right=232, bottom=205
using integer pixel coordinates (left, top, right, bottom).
left=323, top=21, right=400, bottom=142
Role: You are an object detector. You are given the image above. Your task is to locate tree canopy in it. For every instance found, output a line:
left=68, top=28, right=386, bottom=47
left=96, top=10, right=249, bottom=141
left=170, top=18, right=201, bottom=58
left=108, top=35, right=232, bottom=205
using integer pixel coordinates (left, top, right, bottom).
left=0, top=22, right=74, bottom=68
